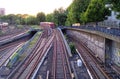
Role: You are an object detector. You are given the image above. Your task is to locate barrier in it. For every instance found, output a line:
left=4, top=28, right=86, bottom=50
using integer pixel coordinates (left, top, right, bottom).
left=58, top=28, right=72, bottom=57
left=70, top=26, right=120, bottom=37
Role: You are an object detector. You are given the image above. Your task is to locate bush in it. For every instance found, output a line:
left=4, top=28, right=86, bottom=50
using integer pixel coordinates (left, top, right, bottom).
left=69, top=42, right=76, bottom=54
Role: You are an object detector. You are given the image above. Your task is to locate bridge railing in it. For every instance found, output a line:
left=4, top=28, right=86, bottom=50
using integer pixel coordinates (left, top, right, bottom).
left=66, top=26, right=120, bottom=37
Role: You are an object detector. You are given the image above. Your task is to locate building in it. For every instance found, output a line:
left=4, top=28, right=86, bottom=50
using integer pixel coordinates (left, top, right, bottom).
left=0, top=8, right=5, bottom=15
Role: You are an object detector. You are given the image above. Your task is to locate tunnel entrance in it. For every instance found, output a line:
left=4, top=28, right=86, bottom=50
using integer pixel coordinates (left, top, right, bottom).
left=105, top=38, right=113, bottom=66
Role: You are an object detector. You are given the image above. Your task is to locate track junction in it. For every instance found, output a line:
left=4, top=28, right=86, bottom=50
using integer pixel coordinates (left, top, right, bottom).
left=0, top=27, right=119, bottom=79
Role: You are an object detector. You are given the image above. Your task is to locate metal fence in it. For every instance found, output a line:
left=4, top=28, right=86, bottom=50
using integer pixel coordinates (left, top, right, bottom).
left=98, top=21, right=120, bottom=28
left=70, top=26, right=120, bottom=37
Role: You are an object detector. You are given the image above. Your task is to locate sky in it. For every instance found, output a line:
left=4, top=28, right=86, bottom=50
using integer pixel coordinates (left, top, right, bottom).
left=0, top=0, right=73, bottom=15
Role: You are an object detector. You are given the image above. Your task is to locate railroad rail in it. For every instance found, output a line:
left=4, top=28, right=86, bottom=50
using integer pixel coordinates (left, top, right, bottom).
left=7, top=28, right=54, bottom=79
left=0, top=31, right=28, bottom=41
left=0, top=43, right=24, bottom=67
left=0, top=31, right=30, bottom=52
left=50, top=29, right=72, bottom=79
left=74, top=38, right=119, bottom=79
left=0, top=35, right=29, bottom=67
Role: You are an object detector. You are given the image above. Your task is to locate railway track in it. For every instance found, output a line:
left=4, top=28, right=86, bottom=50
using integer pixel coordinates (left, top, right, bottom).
left=7, top=28, right=54, bottom=79
left=0, top=35, right=29, bottom=67
left=74, top=39, right=118, bottom=79
left=50, top=29, right=72, bottom=79
left=0, top=34, right=30, bottom=52
left=67, top=33, right=120, bottom=79
left=0, top=31, right=27, bottom=41
left=0, top=43, right=24, bottom=67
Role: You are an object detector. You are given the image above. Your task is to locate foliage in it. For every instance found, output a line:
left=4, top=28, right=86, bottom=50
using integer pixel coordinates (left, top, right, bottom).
left=0, top=14, right=38, bottom=25
left=1, top=0, right=114, bottom=26
left=65, top=0, right=90, bottom=26
left=46, top=13, right=54, bottom=22
left=69, top=42, right=76, bottom=54
left=26, top=16, right=37, bottom=25
left=30, top=25, right=40, bottom=29
left=36, top=12, right=46, bottom=23
left=0, top=13, right=40, bottom=25
left=28, top=32, right=41, bottom=49
left=81, top=0, right=110, bottom=23
left=108, top=0, right=120, bottom=12
left=53, top=8, right=67, bottom=26
left=107, top=0, right=120, bottom=19
left=0, top=14, right=17, bottom=24
left=7, top=52, right=19, bottom=68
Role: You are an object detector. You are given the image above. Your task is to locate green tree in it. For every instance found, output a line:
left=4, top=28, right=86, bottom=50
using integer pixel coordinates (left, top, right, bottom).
left=53, top=8, right=67, bottom=26
left=15, top=14, right=23, bottom=24
left=26, top=16, right=37, bottom=25
left=6, top=14, right=17, bottom=25
left=20, top=14, right=29, bottom=25
left=83, top=0, right=110, bottom=23
left=36, top=12, right=46, bottom=24
left=66, top=0, right=90, bottom=26
left=109, top=0, right=120, bottom=12
left=53, top=9, right=59, bottom=26
left=46, top=13, right=54, bottom=22
left=0, top=14, right=38, bottom=25
left=107, top=0, right=120, bottom=18
left=0, top=15, right=8, bottom=22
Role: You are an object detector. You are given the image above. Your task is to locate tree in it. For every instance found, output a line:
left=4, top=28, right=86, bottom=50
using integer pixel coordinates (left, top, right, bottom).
left=66, top=0, right=90, bottom=26
left=6, top=14, right=17, bottom=25
left=26, top=16, right=37, bottom=25
left=0, top=14, right=38, bottom=25
left=82, top=0, right=110, bottom=23
left=0, top=15, right=8, bottom=22
left=46, top=13, right=54, bottom=22
left=36, top=12, right=46, bottom=24
left=65, top=5, right=75, bottom=26
left=108, top=0, right=120, bottom=12
left=52, top=8, right=67, bottom=26
left=107, top=0, right=120, bottom=18
left=21, top=14, right=29, bottom=25
left=53, top=9, right=59, bottom=26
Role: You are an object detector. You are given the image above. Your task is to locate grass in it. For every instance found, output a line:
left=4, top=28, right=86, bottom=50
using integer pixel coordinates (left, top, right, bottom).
left=7, top=31, right=41, bottom=68
left=17, top=25, right=24, bottom=29
left=28, top=32, right=41, bottom=49
left=7, top=53, right=19, bottom=68
left=30, top=25, right=40, bottom=29
left=16, top=25, right=40, bottom=29
left=0, top=30, right=3, bottom=35
left=18, top=31, right=41, bottom=62
left=69, top=42, right=76, bottom=54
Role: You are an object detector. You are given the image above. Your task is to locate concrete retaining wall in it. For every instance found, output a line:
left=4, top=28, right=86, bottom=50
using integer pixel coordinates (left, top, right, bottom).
left=66, top=30, right=105, bottom=62
left=112, top=42, right=120, bottom=66
left=66, top=29, right=120, bottom=66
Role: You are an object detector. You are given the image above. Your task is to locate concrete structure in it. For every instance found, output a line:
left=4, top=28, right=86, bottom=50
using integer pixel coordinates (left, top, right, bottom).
left=65, top=27, right=120, bottom=67
left=0, top=8, right=5, bottom=15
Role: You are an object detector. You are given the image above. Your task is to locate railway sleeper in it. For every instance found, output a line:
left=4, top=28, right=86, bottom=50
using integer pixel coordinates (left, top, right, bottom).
left=56, top=74, right=64, bottom=79
left=90, top=64, right=106, bottom=79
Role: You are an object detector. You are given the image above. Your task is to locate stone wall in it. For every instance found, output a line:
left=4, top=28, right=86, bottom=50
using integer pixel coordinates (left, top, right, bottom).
left=66, top=28, right=120, bottom=66
left=112, top=42, right=120, bottom=66
left=66, top=30, right=105, bottom=62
